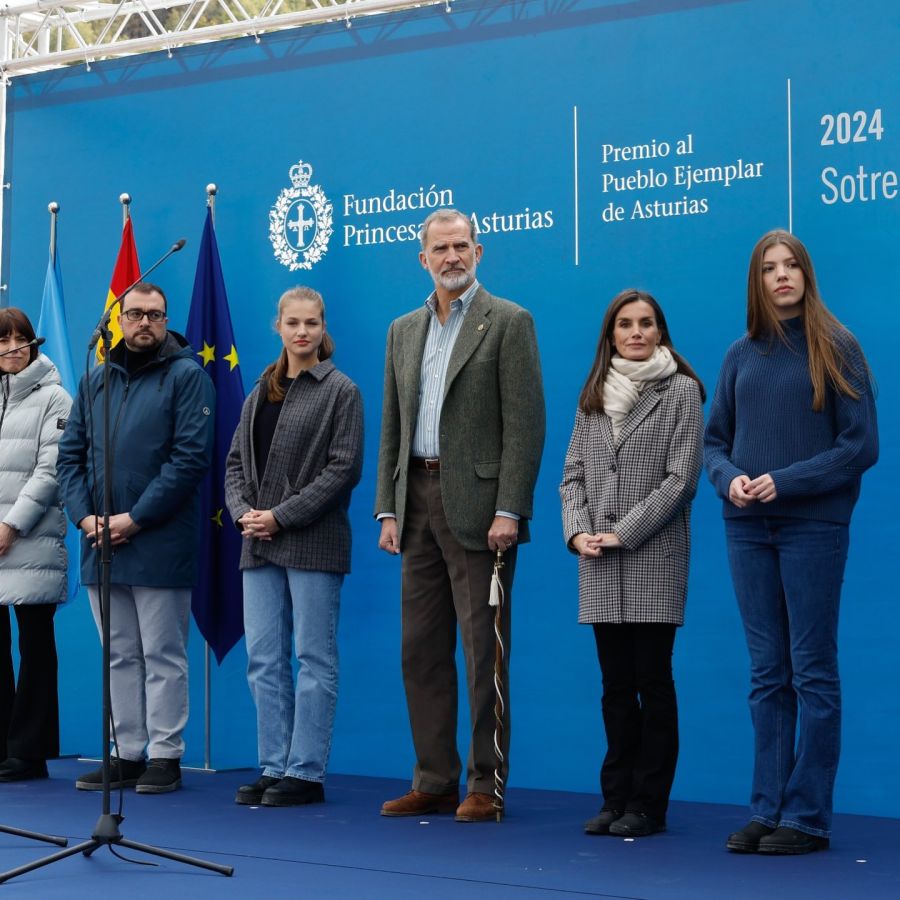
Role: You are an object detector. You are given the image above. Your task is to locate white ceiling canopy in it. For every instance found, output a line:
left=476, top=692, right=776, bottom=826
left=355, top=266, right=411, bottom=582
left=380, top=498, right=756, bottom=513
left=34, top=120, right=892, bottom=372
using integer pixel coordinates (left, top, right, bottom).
left=0, top=0, right=451, bottom=78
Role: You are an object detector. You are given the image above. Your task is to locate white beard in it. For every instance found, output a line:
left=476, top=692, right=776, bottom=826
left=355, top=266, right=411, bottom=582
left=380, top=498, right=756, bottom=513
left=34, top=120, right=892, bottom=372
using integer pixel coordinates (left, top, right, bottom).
left=437, top=267, right=475, bottom=292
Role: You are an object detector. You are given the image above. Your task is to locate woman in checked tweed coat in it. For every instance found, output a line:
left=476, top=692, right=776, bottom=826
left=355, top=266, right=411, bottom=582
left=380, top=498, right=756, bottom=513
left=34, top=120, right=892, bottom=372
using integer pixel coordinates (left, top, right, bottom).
left=225, top=287, right=363, bottom=808
left=561, top=289, right=704, bottom=838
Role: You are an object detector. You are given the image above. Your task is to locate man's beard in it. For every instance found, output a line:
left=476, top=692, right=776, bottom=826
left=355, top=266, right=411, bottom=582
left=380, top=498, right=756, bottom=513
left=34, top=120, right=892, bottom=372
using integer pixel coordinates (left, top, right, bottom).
left=126, top=331, right=164, bottom=353
left=436, top=266, right=475, bottom=292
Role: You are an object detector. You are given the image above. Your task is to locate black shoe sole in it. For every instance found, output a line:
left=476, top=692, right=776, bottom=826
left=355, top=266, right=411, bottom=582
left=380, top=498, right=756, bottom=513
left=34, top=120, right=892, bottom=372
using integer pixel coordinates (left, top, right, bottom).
left=726, top=839, right=759, bottom=853
left=609, top=824, right=666, bottom=837
left=260, top=794, right=324, bottom=807
left=757, top=840, right=829, bottom=855
left=0, top=771, right=49, bottom=782
left=235, top=793, right=266, bottom=805
left=135, top=780, right=182, bottom=794
left=75, top=779, right=141, bottom=791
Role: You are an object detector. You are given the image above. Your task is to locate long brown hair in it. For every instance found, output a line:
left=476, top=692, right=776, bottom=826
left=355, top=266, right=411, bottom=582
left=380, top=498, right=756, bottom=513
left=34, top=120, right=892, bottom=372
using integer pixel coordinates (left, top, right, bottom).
left=747, top=230, right=869, bottom=411
left=262, top=287, right=335, bottom=402
left=0, top=307, right=39, bottom=365
left=578, top=289, right=705, bottom=415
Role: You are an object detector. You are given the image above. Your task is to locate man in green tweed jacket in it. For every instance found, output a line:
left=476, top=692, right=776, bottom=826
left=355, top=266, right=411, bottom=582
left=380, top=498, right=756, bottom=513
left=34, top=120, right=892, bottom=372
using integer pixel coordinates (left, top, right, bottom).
left=375, top=209, right=545, bottom=822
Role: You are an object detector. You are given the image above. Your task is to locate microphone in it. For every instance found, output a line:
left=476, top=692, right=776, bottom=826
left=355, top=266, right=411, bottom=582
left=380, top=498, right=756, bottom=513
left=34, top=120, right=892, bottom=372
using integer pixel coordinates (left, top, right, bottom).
left=88, top=238, right=188, bottom=350
left=0, top=336, right=45, bottom=358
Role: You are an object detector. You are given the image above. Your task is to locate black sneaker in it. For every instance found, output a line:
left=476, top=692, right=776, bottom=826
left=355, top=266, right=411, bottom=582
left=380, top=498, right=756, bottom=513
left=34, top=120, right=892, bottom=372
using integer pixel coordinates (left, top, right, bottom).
left=757, top=826, right=829, bottom=855
left=608, top=812, right=666, bottom=836
left=135, top=758, right=182, bottom=794
left=75, top=757, right=146, bottom=791
left=726, top=821, right=776, bottom=853
left=235, top=775, right=281, bottom=805
left=260, top=776, right=325, bottom=807
left=0, top=758, right=49, bottom=782
left=584, top=808, right=623, bottom=835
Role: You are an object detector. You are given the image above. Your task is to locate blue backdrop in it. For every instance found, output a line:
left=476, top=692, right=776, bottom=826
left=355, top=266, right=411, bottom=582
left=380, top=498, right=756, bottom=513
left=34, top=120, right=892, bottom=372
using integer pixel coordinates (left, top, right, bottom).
left=3, top=0, right=897, bottom=817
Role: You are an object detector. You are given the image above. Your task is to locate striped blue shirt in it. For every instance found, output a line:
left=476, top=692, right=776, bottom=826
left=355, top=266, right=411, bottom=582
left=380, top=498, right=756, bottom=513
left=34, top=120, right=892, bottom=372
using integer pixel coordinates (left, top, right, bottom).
left=411, top=280, right=479, bottom=458
left=377, top=280, right=517, bottom=522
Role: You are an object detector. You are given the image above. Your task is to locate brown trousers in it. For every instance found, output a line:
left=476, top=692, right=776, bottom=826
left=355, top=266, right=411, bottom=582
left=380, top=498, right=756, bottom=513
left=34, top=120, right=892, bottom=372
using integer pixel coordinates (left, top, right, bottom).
left=401, top=467, right=516, bottom=795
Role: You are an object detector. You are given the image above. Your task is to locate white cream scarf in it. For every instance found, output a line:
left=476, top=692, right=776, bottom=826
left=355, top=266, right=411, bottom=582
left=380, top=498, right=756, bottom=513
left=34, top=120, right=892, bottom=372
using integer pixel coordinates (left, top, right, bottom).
left=603, top=345, right=677, bottom=441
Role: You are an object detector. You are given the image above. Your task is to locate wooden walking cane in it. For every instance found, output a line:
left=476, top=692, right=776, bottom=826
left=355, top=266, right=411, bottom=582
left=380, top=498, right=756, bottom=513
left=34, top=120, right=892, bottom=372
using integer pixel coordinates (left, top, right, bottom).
left=489, top=549, right=507, bottom=822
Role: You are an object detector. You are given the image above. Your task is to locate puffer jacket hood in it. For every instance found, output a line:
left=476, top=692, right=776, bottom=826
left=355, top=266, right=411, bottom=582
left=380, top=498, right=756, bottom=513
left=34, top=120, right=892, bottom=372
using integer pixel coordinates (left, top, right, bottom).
left=1, top=353, right=61, bottom=404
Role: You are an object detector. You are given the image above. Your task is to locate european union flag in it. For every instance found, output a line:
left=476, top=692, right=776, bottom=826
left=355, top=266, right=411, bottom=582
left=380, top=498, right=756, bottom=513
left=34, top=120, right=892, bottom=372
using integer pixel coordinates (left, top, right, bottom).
left=185, top=209, right=245, bottom=663
left=37, top=246, right=80, bottom=604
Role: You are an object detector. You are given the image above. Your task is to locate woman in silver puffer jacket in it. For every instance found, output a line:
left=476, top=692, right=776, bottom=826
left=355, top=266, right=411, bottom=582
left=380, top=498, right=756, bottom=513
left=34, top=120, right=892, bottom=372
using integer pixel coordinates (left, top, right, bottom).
left=0, top=307, right=72, bottom=782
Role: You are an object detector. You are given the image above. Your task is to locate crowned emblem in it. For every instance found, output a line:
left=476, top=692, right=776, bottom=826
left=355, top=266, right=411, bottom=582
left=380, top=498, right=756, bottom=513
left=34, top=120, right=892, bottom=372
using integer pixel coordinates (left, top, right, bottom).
left=269, top=160, right=333, bottom=271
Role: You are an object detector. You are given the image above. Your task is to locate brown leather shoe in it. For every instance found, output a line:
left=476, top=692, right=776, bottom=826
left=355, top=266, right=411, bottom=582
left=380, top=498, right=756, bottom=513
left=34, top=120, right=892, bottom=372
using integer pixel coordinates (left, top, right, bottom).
left=381, top=789, right=459, bottom=817
left=455, top=791, right=498, bottom=822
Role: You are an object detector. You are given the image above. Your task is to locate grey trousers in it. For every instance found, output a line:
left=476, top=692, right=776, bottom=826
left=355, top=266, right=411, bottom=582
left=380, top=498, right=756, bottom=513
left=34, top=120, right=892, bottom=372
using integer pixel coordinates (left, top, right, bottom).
left=88, top=584, right=191, bottom=761
left=401, top=467, right=515, bottom=795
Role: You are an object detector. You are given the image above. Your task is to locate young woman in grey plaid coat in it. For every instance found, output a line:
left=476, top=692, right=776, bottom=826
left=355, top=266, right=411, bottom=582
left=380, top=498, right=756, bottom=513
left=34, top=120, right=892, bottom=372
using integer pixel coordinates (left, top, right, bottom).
left=561, top=289, right=704, bottom=838
left=225, top=287, right=363, bottom=808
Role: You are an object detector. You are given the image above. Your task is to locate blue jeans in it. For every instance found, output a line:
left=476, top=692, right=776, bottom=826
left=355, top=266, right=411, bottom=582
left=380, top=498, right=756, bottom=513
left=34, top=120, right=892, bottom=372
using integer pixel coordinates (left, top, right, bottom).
left=242, top=565, right=343, bottom=783
left=725, top=516, right=849, bottom=837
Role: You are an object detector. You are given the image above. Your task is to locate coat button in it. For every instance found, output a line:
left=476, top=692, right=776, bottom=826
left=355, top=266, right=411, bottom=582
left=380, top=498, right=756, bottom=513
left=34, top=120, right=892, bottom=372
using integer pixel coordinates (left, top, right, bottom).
left=606, top=514, right=616, bottom=522
left=609, top=464, right=617, bottom=472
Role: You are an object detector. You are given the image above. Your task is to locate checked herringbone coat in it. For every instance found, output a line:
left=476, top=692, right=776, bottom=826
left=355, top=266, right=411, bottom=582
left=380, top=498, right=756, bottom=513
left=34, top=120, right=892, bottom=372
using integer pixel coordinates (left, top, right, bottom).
left=224, top=360, right=363, bottom=575
left=560, top=373, right=703, bottom=625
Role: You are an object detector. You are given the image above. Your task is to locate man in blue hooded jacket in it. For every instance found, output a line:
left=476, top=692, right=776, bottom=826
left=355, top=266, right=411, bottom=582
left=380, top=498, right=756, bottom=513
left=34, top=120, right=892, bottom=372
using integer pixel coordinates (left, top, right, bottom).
left=58, top=282, right=214, bottom=794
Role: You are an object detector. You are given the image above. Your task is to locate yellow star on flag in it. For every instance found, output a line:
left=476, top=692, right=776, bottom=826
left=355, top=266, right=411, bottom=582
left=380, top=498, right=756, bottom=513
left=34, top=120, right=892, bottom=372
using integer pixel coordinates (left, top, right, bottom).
left=198, top=342, right=216, bottom=367
left=211, top=508, right=224, bottom=528
left=224, top=344, right=240, bottom=371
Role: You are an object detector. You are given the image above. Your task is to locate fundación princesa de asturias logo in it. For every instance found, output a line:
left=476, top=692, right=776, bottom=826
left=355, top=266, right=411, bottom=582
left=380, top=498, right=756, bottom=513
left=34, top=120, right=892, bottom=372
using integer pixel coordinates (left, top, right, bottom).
left=269, top=160, right=333, bottom=271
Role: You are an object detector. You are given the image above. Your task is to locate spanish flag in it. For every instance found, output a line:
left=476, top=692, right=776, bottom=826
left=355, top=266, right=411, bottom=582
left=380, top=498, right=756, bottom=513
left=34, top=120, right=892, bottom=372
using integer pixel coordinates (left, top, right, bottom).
left=96, top=216, right=141, bottom=361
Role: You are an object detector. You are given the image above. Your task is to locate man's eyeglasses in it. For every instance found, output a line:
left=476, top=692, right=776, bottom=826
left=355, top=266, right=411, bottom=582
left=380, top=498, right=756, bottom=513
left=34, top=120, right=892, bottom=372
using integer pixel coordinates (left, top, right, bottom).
left=122, top=309, right=166, bottom=323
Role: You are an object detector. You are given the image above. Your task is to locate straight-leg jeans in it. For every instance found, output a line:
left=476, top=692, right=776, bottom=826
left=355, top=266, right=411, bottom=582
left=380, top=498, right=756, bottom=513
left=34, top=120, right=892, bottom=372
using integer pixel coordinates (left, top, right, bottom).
left=243, top=565, right=342, bottom=784
left=88, top=585, right=191, bottom=760
left=726, top=516, right=849, bottom=838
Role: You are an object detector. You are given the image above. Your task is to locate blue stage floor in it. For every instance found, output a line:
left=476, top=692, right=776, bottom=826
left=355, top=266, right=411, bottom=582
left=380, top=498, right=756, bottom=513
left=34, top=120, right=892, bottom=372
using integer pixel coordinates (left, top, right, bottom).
left=1, top=759, right=898, bottom=898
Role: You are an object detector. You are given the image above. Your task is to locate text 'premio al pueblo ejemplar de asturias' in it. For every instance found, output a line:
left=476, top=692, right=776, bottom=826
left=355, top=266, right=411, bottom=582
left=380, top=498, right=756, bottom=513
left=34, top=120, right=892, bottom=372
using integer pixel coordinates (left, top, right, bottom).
left=599, top=133, right=764, bottom=223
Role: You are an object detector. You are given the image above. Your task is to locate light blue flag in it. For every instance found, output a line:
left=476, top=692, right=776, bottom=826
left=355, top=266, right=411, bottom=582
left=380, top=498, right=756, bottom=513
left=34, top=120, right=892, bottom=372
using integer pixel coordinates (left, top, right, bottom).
left=37, top=247, right=81, bottom=603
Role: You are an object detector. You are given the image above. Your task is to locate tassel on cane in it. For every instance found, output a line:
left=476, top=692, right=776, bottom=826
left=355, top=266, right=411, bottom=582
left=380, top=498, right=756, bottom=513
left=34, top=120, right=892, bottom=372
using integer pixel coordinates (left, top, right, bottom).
left=490, top=549, right=506, bottom=822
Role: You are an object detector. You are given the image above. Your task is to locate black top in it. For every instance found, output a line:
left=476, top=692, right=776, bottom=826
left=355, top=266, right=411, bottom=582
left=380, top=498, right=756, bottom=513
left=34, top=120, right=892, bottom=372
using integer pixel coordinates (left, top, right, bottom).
left=253, top=376, right=293, bottom=482
left=123, top=344, right=157, bottom=375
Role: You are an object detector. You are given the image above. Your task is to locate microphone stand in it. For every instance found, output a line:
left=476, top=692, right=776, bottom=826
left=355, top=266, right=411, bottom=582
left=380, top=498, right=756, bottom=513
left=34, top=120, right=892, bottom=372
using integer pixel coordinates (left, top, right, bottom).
left=0, top=337, right=45, bottom=357
left=0, top=240, right=233, bottom=884
left=0, top=825, right=67, bottom=849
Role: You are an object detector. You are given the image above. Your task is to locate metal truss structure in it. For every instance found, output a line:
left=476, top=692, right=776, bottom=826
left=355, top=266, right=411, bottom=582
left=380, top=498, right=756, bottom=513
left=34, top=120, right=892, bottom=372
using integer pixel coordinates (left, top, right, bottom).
left=0, top=0, right=451, bottom=78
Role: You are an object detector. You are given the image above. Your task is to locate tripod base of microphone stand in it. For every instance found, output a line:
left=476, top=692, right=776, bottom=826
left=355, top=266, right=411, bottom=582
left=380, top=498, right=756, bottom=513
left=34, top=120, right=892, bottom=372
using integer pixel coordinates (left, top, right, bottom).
left=0, top=824, right=68, bottom=847
left=0, top=812, right=233, bottom=883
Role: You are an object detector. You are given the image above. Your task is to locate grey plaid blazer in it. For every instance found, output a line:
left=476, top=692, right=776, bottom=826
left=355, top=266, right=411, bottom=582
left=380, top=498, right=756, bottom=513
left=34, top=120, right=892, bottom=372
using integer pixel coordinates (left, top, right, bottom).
left=560, top=373, right=703, bottom=624
left=224, top=360, right=363, bottom=574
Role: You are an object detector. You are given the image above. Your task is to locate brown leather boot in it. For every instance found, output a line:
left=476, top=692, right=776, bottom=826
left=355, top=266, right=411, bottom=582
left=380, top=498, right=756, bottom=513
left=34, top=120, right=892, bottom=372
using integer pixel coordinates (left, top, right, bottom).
left=455, top=792, right=497, bottom=822
left=381, top=789, right=459, bottom=817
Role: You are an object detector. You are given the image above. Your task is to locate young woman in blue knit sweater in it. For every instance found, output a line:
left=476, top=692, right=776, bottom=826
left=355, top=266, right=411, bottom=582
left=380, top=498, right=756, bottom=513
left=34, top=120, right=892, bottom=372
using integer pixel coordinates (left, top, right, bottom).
left=705, top=230, right=878, bottom=855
